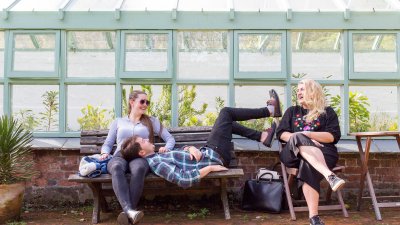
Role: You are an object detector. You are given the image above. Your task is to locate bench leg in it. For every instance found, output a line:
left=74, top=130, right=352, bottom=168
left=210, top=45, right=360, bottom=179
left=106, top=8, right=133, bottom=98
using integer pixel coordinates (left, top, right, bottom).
left=220, top=178, right=231, bottom=220
left=88, top=183, right=101, bottom=224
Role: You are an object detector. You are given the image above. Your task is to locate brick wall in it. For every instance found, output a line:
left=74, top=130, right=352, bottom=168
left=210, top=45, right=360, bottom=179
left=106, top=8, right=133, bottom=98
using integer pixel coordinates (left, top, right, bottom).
left=24, top=149, right=400, bottom=206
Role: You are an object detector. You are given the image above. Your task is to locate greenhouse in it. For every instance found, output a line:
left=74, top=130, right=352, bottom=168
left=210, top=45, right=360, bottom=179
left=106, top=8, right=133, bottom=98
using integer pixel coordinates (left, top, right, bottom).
left=0, top=0, right=399, bottom=137
left=1, top=0, right=400, bottom=224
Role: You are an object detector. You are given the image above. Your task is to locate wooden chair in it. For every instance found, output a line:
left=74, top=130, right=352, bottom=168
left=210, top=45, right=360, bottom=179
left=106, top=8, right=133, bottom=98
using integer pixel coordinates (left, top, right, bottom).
left=273, top=118, right=349, bottom=220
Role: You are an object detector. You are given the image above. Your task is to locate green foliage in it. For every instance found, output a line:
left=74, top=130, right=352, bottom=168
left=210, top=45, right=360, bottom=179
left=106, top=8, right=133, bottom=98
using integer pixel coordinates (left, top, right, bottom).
left=203, top=97, right=225, bottom=126
left=331, top=91, right=370, bottom=132
left=39, top=90, right=59, bottom=131
left=13, top=90, right=59, bottom=131
left=148, top=85, right=172, bottom=127
left=178, top=86, right=207, bottom=127
left=0, top=115, right=37, bottom=185
left=187, top=208, right=209, bottom=219
left=77, top=105, right=114, bottom=130
left=6, top=221, right=27, bottom=225
left=369, top=113, right=398, bottom=131
left=14, top=109, right=39, bottom=131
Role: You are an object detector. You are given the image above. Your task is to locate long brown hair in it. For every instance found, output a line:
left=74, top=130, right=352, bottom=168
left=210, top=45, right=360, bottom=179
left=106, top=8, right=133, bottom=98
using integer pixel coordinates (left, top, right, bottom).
left=128, top=90, right=162, bottom=143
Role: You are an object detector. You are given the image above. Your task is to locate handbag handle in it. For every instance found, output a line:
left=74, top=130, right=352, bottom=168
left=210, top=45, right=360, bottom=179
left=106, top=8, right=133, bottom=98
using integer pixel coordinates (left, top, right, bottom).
left=258, top=172, right=274, bottom=182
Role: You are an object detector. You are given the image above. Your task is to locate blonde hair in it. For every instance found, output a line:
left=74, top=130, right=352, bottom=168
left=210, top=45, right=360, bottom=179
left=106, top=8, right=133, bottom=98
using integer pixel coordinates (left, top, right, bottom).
left=298, top=79, right=326, bottom=122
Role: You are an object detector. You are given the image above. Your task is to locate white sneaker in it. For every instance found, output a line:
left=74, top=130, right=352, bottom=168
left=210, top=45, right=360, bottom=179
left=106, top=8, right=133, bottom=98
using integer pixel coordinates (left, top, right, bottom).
left=126, top=210, right=144, bottom=224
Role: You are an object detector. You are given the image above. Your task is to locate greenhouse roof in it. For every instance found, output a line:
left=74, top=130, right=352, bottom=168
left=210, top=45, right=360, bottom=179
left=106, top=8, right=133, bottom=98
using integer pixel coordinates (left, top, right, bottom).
left=2, top=0, right=400, bottom=12
left=1, top=0, right=400, bottom=29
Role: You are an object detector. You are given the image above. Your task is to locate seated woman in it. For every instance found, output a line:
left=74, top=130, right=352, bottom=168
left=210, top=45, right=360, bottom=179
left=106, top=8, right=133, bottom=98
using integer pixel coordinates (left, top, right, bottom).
left=276, top=79, right=345, bottom=225
left=119, top=90, right=282, bottom=189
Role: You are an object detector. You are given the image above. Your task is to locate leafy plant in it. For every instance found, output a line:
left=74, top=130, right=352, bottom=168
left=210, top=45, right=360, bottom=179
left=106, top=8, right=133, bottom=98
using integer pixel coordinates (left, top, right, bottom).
left=0, top=115, right=37, bottom=184
left=178, top=85, right=207, bottom=126
left=187, top=208, right=209, bottom=219
left=331, top=91, right=370, bottom=132
left=39, top=91, right=59, bottom=131
left=203, top=97, right=225, bottom=126
left=77, top=105, right=114, bottom=130
left=14, top=109, right=39, bottom=131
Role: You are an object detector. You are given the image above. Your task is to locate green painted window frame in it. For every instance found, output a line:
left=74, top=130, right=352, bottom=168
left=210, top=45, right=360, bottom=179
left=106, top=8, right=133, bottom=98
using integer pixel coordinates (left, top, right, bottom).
left=349, top=31, right=400, bottom=80
left=119, top=30, right=173, bottom=79
left=234, top=30, right=287, bottom=80
left=7, top=30, right=61, bottom=78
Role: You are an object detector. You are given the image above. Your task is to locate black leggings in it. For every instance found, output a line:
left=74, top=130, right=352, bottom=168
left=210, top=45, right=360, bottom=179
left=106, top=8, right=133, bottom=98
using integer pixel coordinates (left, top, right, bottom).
left=206, top=107, right=270, bottom=166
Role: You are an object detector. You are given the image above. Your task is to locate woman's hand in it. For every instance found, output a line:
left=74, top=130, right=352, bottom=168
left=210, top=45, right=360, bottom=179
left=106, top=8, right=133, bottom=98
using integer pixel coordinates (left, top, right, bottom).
left=99, top=153, right=110, bottom=160
left=158, top=147, right=169, bottom=153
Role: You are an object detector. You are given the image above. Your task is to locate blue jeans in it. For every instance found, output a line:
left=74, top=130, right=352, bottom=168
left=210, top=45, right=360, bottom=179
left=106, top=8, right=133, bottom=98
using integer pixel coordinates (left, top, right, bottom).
left=107, top=152, right=149, bottom=212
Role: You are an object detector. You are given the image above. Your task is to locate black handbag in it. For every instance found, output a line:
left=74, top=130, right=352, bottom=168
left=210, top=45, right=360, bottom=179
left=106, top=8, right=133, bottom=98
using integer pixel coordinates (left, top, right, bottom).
left=241, top=170, right=284, bottom=213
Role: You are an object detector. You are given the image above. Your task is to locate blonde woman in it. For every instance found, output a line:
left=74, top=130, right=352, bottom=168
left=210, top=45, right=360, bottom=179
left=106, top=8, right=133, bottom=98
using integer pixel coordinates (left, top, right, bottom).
left=276, top=79, right=345, bottom=225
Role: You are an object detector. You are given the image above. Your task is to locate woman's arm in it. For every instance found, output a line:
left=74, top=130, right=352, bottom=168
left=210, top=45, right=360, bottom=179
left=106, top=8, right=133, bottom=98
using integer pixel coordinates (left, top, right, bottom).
left=302, top=131, right=334, bottom=143
left=99, top=119, right=118, bottom=159
left=151, top=117, right=176, bottom=150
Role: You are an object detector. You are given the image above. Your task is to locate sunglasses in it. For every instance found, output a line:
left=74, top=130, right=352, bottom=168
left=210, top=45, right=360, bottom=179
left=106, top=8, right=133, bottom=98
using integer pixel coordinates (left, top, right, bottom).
left=138, top=99, right=150, bottom=105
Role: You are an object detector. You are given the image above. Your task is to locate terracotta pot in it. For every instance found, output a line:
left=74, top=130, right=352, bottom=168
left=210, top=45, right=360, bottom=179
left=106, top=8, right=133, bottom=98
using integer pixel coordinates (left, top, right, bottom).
left=0, top=182, right=26, bottom=223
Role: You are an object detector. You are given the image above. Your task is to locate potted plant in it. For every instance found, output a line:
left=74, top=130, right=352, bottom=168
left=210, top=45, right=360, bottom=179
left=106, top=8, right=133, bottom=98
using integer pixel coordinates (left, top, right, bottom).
left=0, top=115, right=37, bottom=223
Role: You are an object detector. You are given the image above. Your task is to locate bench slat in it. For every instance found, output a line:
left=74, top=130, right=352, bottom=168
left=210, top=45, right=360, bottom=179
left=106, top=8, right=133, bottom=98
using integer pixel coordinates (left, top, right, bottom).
left=81, top=126, right=213, bottom=137
left=81, top=132, right=211, bottom=146
left=68, top=168, right=244, bottom=183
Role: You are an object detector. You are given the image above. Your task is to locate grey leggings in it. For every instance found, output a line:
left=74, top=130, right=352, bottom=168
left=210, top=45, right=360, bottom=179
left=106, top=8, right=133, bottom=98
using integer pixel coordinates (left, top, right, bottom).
left=107, top=152, right=149, bottom=212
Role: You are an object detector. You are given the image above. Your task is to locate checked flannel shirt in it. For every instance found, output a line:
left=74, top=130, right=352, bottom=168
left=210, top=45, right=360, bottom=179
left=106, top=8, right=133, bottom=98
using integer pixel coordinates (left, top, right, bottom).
left=145, top=147, right=223, bottom=189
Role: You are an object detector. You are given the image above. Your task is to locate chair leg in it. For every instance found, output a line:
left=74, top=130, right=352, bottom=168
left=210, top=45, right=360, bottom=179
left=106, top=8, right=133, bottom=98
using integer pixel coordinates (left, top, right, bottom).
left=336, top=189, right=349, bottom=217
left=281, top=163, right=296, bottom=220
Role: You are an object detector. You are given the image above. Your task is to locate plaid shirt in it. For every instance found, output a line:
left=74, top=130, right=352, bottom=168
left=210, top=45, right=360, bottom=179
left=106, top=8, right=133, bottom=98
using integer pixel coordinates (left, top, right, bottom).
left=145, top=147, right=223, bottom=189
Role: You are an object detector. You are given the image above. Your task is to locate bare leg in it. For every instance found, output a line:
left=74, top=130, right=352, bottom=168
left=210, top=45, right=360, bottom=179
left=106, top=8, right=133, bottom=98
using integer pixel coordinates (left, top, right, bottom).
left=299, top=145, right=332, bottom=180
left=303, top=183, right=320, bottom=218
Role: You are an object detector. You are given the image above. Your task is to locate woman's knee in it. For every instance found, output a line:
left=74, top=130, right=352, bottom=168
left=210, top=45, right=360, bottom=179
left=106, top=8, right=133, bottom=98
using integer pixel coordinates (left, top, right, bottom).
left=107, top=157, right=127, bottom=174
left=129, top=158, right=150, bottom=176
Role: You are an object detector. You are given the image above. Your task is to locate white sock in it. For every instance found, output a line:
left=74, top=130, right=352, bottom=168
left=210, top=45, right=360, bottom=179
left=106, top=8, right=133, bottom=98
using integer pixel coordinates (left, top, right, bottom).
left=267, top=105, right=275, bottom=116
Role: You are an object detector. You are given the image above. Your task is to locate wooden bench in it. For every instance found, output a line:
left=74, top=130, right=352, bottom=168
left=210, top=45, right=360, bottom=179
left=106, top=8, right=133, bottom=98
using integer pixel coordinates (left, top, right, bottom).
left=68, top=126, right=244, bottom=224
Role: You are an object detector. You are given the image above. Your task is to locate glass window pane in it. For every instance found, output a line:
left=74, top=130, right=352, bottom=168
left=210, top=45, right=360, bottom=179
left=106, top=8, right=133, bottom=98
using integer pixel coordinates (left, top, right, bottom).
left=353, top=34, right=397, bottom=72
left=346, top=0, right=391, bottom=11
left=178, top=0, right=228, bottom=11
left=178, top=85, right=228, bottom=127
left=0, top=85, right=3, bottom=115
left=67, top=0, right=119, bottom=11
left=291, top=31, right=343, bottom=80
left=122, top=0, right=176, bottom=11
left=0, top=0, right=14, bottom=9
left=349, top=86, right=397, bottom=132
left=67, top=31, right=116, bottom=77
left=324, top=86, right=342, bottom=132
left=289, top=0, right=340, bottom=11
left=125, top=33, right=168, bottom=72
left=234, top=0, right=285, bottom=11
left=13, top=33, right=56, bottom=71
left=239, top=33, right=281, bottom=72
left=0, top=31, right=4, bottom=78
left=122, top=85, right=172, bottom=127
left=178, top=31, right=229, bottom=79
left=235, top=85, right=285, bottom=130
left=67, top=85, right=115, bottom=131
left=12, top=0, right=65, bottom=11
left=12, top=85, right=59, bottom=132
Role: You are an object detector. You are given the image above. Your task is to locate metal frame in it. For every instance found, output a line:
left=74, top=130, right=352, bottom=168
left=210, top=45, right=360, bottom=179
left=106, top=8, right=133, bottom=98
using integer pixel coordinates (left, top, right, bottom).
left=233, top=30, right=287, bottom=80
left=348, top=30, right=399, bottom=80
left=7, top=30, right=61, bottom=78
left=119, top=30, right=173, bottom=79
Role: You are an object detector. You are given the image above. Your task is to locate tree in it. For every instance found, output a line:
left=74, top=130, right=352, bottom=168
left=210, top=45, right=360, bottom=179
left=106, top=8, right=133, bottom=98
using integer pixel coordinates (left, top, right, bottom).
left=77, top=104, right=114, bottom=130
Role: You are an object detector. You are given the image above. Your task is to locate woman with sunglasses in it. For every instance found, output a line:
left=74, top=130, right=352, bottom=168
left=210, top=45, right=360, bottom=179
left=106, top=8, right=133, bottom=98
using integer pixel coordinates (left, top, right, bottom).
left=276, top=79, right=344, bottom=225
left=100, top=90, right=175, bottom=225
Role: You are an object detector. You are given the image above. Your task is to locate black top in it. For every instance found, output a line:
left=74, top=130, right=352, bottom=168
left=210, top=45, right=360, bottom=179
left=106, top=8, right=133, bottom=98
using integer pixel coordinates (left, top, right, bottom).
left=276, top=106, right=341, bottom=147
